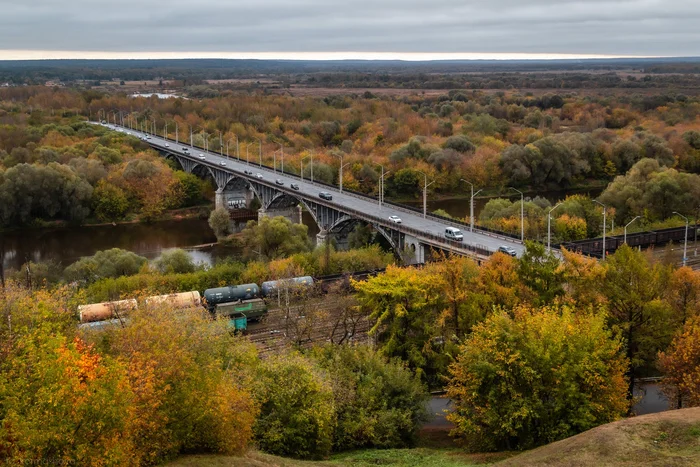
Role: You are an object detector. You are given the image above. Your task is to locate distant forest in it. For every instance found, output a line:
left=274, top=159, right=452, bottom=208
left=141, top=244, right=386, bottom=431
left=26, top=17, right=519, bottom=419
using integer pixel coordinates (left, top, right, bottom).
left=2, top=58, right=700, bottom=90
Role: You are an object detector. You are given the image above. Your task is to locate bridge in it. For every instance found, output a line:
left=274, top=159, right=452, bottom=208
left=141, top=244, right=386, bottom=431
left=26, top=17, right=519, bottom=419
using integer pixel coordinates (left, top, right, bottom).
left=98, top=122, right=526, bottom=264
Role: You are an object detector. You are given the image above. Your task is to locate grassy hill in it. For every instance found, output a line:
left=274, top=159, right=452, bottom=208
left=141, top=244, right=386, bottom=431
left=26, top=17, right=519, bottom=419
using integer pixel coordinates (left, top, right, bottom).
left=167, top=409, right=700, bottom=467
left=499, top=408, right=700, bottom=467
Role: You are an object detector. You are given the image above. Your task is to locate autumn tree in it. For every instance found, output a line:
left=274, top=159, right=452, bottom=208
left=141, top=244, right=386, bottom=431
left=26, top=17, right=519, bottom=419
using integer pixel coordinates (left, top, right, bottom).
left=517, top=241, right=564, bottom=305
left=602, top=244, right=673, bottom=399
left=353, top=265, right=442, bottom=383
left=447, top=306, right=628, bottom=451
left=659, top=317, right=700, bottom=408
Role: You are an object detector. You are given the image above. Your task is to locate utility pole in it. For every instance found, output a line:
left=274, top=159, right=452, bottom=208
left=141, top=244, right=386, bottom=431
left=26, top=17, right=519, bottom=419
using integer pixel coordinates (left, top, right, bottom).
left=417, top=171, right=435, bottom=219
left=510, top=187, right=524, bottom=241
left=593, top=200, right=607, bottom=260
left=673, top=212, right=689, bottom=267
left=547, top=203, right=563, bottom=253
left=278, top=143, right=284, bottom=173
left=258, top=138, right=263, bottom=167
left=624, top=216, right=641, bottom=244
left=460, top=179, right=481, bottom=232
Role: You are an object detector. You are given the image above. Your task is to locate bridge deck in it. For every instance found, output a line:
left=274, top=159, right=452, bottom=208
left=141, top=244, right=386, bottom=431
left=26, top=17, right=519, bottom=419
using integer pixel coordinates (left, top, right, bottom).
left=101, top=123, right=526, bottom=258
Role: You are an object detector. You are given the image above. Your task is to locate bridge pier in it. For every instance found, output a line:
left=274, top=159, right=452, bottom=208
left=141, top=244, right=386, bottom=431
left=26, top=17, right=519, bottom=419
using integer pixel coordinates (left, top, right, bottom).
left=316, top=229, right=349, bottom=250
left=258, top=205, right=303, bottom=225
left=403, top=233, right=425, bottom=265
left=215, top=186, right=255, bottom=210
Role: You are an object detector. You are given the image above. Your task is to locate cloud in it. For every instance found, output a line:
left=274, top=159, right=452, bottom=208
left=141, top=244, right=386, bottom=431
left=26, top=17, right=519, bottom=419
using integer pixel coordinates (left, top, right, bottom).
left=0, top=0, right=697, bottom=57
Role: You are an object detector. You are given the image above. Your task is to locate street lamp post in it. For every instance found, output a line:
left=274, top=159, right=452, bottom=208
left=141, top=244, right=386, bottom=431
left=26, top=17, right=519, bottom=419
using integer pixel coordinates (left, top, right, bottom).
left=219, top=131, right=223, bottom=156
left=593, top=200, right=607, bottom=260
left=372, top=163, right=388, bottom=208
left=624, top=216, right=641, bottom=245
left=278, top=143, right=284, bottom=173
left=673, top=212, right=689, bottom=267
left=547, top=202, right=564, bottom=253
left=510, top=187, right=524, bottom=242
left=460, top=179, right=481, bottom=233
left=331, top=153, right=350, bottom=193
left=416, top=171, right=435, bottom=219
left=257, top=138, right=263, bottom=167
left=175, top=122, right=178, bottom=144
left=301, top=155, right=311, bottom=182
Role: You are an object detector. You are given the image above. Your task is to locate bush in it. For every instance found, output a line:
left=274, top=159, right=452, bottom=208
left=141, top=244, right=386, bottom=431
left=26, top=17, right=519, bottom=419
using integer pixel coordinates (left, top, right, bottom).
left=446, top=306, right=628, bottom=451
left=64, top=248, right=148, bottom=283
left=311, top=345, right=429, bottom=450
left=154, top=248, right=196, bottom=274
left=253, top=353, right=335, bottom=459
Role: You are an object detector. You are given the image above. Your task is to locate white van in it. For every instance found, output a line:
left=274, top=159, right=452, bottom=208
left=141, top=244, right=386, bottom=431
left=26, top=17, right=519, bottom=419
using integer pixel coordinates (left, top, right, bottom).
left=444, top=227, right=464, bottom=242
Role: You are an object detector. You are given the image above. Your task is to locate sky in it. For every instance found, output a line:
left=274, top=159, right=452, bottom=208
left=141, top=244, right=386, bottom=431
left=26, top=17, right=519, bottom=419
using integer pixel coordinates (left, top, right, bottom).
left=0, top=0, right=697, bottom=60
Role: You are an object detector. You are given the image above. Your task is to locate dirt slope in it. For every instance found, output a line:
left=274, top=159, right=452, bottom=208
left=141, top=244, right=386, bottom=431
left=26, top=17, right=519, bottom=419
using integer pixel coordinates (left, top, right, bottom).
left=498, top=408, right=700, bottom=467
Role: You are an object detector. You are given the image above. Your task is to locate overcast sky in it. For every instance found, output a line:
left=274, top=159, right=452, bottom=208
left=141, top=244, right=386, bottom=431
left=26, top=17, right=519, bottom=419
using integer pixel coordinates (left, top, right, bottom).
left=0, top=0, right=698, bottom=59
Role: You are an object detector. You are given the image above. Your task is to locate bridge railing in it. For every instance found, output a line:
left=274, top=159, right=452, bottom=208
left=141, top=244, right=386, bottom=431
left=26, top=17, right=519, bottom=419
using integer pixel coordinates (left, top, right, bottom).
left=128, top=124, right=518, bottom=248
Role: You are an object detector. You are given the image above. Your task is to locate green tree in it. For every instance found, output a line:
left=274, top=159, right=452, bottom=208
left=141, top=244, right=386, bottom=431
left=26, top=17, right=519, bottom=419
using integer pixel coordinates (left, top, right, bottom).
left=64, top=248, right=147, bottom=283
left=310, top=345, right=429, bottom=451
left=347, top=223, right=373, bottom=249
left=253, top=353, right=335, bottom=459
left=92, top=180, right=129, bottom=221
left=208, top=207, right=231, bottom=239
left=447, top=306, right=629, bottom=451
left=154, top=249, right=196, bottom=274
left=517, top=241, right=564, bottom=305
left=602, top=244, right=674, bottom=398
left=241, top=216, right=312, bottom=260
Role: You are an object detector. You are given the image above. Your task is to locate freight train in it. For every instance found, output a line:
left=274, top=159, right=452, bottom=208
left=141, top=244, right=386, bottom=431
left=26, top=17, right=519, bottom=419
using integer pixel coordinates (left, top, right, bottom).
left=78, top=276, right=316, bottom=332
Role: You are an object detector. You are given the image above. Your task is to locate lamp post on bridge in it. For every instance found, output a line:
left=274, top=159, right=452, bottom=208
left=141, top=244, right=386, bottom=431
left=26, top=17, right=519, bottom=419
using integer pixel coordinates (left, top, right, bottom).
left=257, top=138, right=263, bottom=167
left=624, top=216, right=641, bottom=245
left=593, top=200, right=607, bottom=260
left=372, top=163, right=389, bottom=208
left=219, top=131, right=223, bottom=156
left=278, top=143, right=284, bottom=173
left=509, top=186, right=525, bottom=242
left=460, top=179, right=481, bottom=233
left=301, top=154, right=313, bottom=183
left=673, top=211, right=689, bottom=268
left=547, top=202, right=564, bottom=254
left=416, top=171, right=435, bottom=219
left=331, top=153, right=351, bottom=193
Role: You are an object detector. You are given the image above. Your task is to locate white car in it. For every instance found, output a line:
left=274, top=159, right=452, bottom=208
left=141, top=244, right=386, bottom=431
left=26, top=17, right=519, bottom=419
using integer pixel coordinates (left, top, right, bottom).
left=198, top=154, right=205, bottom=160
left=219, top=161, right=227, bottom=166
left=388, top=215, right=402, bottom=224
left=164, top=143, right=169, bottom=147
left=255, top=173, right=264, bottom=179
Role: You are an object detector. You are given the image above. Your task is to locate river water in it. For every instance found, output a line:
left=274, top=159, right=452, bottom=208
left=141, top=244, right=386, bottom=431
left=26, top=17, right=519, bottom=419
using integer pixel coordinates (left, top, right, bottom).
left=1, top=211, right=321, bottom=272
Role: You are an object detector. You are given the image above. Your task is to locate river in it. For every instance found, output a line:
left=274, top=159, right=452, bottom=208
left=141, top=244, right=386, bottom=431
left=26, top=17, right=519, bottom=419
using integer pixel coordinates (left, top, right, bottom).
left=1, top=211, right=321, bottom=272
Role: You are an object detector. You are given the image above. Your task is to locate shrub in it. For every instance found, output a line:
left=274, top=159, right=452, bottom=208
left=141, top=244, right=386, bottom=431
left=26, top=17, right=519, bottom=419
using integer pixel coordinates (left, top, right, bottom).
left=253, top=353, right=335, bottom=459
left=310, top=345, right=429, bottom=450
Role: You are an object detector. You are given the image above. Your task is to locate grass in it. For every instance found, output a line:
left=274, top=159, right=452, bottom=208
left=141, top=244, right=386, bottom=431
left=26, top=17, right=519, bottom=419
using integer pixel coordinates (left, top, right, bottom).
left=166, top=409, right=700, bottom=467
left=165, top=448, right=499, bottom=467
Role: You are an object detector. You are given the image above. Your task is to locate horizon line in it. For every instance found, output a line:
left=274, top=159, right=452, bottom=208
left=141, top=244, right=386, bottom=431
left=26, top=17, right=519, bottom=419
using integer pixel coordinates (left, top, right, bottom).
left=0, top=50, right=676, bottom=61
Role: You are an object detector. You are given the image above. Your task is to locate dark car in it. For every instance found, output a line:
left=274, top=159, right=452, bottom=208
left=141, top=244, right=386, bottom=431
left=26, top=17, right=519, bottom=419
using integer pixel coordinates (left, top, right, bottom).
left=319, top=192, right=333, bottom=200
left=290, top=183, right=300, bottom=190
left=275, top=179, right=284, bottom=186
left=244, top=169, right=253, bottom=175
left=498, top=245, right=517, bottom=257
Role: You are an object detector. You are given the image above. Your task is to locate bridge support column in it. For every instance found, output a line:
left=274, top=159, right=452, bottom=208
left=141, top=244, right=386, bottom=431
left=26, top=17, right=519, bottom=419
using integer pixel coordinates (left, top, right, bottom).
left=315, top=229, right=350, bottom=250
left=215, top=186, right=255, bottom=211
left=403, top=233, right=425, bottom=265
left=258, top=205, right=302, bottom=225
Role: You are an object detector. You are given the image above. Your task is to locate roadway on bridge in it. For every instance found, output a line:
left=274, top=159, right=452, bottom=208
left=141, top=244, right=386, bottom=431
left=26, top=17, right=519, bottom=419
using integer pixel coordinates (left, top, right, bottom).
left=102, top=123, right=525, bottom=257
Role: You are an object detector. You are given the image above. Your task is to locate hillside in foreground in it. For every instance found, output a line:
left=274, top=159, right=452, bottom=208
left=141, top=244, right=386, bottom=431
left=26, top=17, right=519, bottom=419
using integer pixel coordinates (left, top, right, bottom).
left=167, top=408, right=700, bottom=467
left=500, top=407, right=700, bottom=467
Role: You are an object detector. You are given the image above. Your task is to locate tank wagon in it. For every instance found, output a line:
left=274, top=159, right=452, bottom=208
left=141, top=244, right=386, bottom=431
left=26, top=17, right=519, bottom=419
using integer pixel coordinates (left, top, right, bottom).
left=78, top=299, right=137, bottom=323
left=203, top=283, right=260, bottom=309
left=260, top=276, right=314, bottom=297
left=145, top=291, right=202, bottom=309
